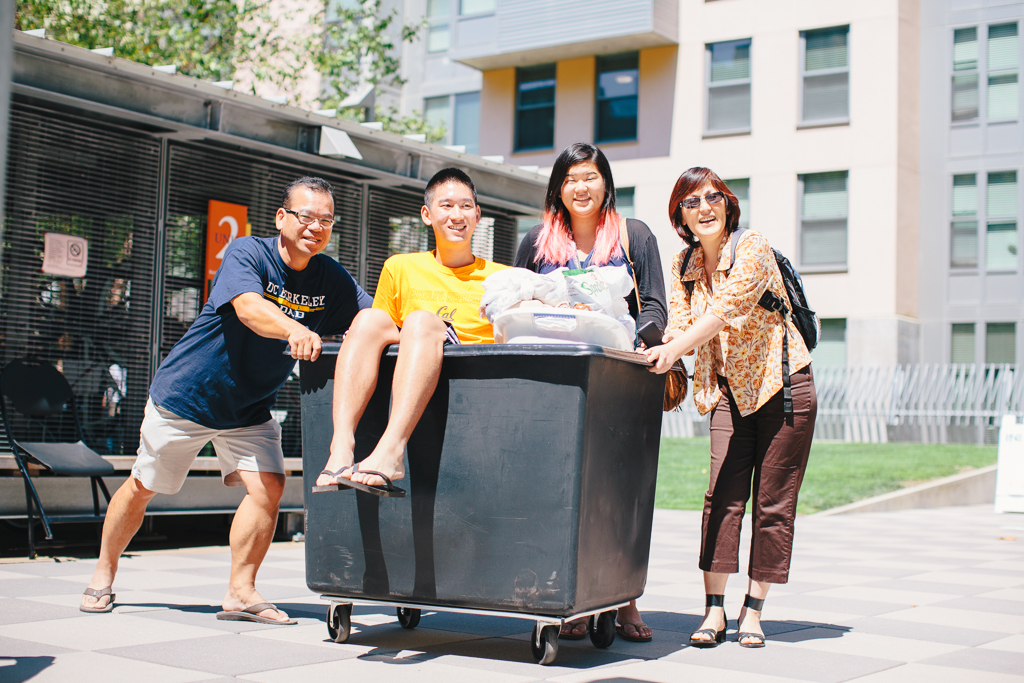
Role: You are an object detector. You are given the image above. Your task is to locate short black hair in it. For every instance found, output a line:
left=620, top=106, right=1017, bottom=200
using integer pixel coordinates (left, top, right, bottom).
left=282, top=177, right=334, bottom=209
left=424, top=168, right=478, bottom=207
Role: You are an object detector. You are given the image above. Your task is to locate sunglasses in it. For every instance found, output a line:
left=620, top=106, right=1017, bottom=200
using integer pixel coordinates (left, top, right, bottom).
left=680, top=191, right=725, bottom=210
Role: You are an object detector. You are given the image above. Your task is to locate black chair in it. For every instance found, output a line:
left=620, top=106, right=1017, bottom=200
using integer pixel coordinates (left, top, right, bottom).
left=0, top=357, right=114, bottom=558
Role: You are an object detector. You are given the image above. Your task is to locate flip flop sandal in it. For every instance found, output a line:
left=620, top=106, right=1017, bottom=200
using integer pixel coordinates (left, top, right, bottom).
left=616, top=621, right=653, bottom=642
left=346, top=464, right=406, bottom=498
left=559, top=621, right=589, bottom=640
left=311, top=466, right=355, bottom=493
left=216, top=602, right=297, bottom=625
left=80, top=586, right=115, bottom=613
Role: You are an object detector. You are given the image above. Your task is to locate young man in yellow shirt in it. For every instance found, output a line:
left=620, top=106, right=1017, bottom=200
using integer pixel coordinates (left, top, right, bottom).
left=314, top=168, right=505, bottom=495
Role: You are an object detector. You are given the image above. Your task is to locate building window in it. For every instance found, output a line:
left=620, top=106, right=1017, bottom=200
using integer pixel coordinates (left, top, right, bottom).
left=799, top=171, right=848, bottom=269
left=453, top=91, right=481, bottom=155
left=951, top=174, right=978, bottom=268
left=706, top=39, right=751, bottom=135
left=423, top=92, right=481, bottom=155
left=460, top=0, right=495, bottom=15
left=427, top=0, right=451, bottom=53
left=596, top=53, right=639, bottom=143
left=951, top=323, right=976, bottom=364
left=725, top=178, right=749, bottom=228
left=986, top=322, right=1016, bottom=364
left=952, top=27, right=979, bottom=121
left=424, top=95, right=450, bottom=134
left=801, top=26, right=849, bottom=125
left=617, top=187, right=635, bottom=219
left=986, top=171, right=1018, bottom=271
left=515, top=64, right=556, bottom=152
left=813, top=318, right=846, bottom=367
left=988, top=23, right=1019, bottom=120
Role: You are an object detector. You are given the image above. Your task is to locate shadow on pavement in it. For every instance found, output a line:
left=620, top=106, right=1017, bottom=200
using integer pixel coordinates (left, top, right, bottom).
left=0, top=656, right=54, bottom=683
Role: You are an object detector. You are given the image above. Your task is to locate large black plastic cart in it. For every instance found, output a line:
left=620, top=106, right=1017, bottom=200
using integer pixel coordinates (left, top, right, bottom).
left=300, top=343, right=664, bottom=664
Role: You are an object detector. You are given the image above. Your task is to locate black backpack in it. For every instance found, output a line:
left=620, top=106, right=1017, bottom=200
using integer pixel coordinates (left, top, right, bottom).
left=680, top=228, right=819, bottom=413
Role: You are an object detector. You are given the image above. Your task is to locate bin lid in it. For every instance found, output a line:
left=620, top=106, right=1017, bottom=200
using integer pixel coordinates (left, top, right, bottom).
left=302, top=342, right=652, bottom=366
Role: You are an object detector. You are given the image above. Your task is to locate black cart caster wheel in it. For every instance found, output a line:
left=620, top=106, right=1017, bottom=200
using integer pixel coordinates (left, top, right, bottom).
left=397, top=607, right=421, bottom=629
left=326, top=603, right=352, bottom=643
left=531, top=623, right=559, bottom=665
left=589, top=610, right=616, bottom=648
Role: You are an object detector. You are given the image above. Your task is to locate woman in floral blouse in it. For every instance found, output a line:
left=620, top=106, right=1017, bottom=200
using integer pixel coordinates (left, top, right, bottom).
left=647, top=167, right=817, bottom=649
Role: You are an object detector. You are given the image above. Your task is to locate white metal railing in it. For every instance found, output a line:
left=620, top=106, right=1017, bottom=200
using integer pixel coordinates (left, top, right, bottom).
left=660, top=364, right=1022, bottom=444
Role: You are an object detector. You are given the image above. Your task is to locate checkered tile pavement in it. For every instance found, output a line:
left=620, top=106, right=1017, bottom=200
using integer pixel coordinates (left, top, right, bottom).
left=1, top=505, right=1022, bottom=682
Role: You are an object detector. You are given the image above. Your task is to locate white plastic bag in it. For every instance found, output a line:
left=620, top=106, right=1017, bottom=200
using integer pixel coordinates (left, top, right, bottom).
left=480, top=268, right=568, bottom=323
left=562, top=265, right=636, bottom=340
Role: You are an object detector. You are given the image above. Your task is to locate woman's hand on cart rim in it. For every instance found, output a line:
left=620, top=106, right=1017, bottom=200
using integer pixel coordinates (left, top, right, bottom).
left=646, top=336, right=682, bottom=374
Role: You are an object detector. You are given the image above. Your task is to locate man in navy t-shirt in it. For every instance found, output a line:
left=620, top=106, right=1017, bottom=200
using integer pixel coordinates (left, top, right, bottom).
left=81, top=177, right=371, bottom=623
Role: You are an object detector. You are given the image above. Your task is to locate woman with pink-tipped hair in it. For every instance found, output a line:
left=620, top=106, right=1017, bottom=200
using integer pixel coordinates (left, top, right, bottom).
left=514, top=141, right=667, bottom=643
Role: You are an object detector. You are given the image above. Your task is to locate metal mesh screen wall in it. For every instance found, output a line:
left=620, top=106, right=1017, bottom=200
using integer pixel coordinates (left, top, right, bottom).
left=366, top=188, right=431, bottom=295
left=1, top=103, right=161, bottom=455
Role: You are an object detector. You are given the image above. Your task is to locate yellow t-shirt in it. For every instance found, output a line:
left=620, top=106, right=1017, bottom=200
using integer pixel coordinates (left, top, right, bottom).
left=372, top=251, right=507, bottom=344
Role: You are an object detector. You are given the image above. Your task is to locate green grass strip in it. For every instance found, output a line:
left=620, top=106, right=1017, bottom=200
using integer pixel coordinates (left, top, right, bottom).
left=655, top=438, right=998, bottom=515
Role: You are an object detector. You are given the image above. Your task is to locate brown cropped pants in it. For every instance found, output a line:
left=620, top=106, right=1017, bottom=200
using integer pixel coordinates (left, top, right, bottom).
left=699, top=365, right=817, bottom=584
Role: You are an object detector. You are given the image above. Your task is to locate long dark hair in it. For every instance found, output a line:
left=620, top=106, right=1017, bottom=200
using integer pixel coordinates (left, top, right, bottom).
left=535, top=142, right=621, bottom=265
left=667, top=167, right=741, bottom=248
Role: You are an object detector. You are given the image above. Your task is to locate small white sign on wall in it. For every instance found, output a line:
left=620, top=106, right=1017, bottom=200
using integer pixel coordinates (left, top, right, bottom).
left=42, top=232, right=88, bottom=277
left=995, top=414, right=1024, bottom=514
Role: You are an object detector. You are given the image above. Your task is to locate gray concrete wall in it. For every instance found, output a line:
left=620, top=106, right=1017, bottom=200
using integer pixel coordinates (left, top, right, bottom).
left=919, top=1, right=1024, bottom=365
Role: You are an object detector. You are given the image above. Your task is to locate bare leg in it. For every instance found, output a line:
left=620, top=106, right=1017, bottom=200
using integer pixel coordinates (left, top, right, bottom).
left=690, top=571, right=729, bottom=643
left=221, top=470, right=290, bottom=622
left=736, top=578, right=771, bottom=645
left=348, top=311, right=446, bottom=488
left=617, top=599, right=653, bottom=639
left=316, top=309, right=401, bottom=486
left=82, top=476, right=157, bottom=609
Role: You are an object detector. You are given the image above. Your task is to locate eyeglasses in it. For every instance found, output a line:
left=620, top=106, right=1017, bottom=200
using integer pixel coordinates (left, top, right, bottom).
left=680, top=192, right=725, bottom=210
left=283, top=208, right=335, bottom=229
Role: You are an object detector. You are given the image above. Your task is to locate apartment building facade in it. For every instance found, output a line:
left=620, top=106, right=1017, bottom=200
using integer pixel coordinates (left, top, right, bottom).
left=419, top=0, right=919, bottom=368
left=919, top=0, right=1024, bottom=366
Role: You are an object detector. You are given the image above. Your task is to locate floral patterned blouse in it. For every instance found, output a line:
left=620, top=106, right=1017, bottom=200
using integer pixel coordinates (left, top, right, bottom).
left=667, top=230, right=812, bottom=417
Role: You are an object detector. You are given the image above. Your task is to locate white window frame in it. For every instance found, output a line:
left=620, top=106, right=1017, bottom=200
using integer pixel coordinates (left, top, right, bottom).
left=798, top=25, right=851, bottom=128
left=985, top=169, right=1020, bottom=273
left=951, top=22, right=1022, bottom=126
left=426, top=0, right=452, bottom=54
left=951, top=26, right=981, bottom=123
left=422, top=91, right=481, bottom=154
left=950, top=173, right=980, bottom=271
left=704, top=39, right=752, bottom=137
left=986, top=22, right=1020, bottom=123
left=797, top=171, right=849, bottom=273
left=950, top=322, right=978, bottom=365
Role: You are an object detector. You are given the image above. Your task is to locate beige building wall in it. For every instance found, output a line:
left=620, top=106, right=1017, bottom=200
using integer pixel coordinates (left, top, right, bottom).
left=480, top=0, right=921, bottom=366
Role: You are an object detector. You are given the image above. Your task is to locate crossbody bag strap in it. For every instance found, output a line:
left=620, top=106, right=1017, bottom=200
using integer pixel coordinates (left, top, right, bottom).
left=619, top=216, right=641, bottom=314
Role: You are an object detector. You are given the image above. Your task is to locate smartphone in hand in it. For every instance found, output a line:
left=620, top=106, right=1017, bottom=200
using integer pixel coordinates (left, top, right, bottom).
left=637, top=321, right=664, bottom=348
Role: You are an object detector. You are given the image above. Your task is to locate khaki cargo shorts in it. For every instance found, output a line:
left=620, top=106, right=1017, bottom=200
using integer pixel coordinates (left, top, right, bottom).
left=131, top=398, right=286, bottom=495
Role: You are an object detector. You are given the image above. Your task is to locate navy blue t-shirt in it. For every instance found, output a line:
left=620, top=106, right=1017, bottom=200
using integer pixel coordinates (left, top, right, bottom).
left=150, top=235, right=372, bottom=429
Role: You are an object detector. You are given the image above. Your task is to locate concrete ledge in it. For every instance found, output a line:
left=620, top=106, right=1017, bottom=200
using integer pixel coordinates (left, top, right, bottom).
left=815, top=465, right=997, bottom=516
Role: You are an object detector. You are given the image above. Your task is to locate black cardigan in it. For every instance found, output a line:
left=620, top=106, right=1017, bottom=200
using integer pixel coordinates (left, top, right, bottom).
left=513, top=218, right=668, bottom=334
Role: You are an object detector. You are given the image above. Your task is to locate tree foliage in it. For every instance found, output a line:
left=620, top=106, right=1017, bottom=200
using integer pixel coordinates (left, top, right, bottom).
left=15, top=0, right=445, bottom=140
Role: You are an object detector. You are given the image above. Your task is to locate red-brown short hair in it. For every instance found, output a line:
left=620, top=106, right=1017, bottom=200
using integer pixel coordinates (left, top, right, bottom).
left=667, top=167, right=742, bottom=248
